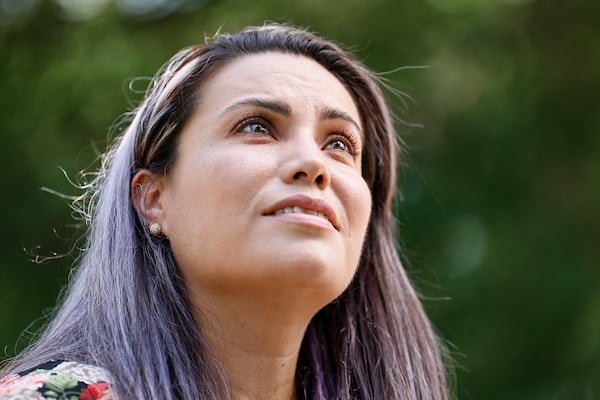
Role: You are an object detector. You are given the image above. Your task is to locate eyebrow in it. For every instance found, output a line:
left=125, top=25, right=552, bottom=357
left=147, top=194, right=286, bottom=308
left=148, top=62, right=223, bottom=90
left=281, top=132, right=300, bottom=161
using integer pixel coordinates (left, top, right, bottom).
left=320, top=106, right=362, bottom=132
left=222, top=98, right=362, bottom=132
left=223, top=98, right=291, bottom=116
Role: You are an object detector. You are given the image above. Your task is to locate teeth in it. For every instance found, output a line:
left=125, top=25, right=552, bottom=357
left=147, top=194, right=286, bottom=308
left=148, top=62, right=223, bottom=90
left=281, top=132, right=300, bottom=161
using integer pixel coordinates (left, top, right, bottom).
left=274, top=206, right=327, bottom=220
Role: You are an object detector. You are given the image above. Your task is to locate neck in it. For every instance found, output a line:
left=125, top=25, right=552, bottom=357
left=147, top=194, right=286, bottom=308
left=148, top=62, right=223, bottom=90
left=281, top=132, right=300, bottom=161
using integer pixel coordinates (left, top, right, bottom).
left=209, top=335, right=300, bottom=400
left=193, top=291, right=319, bottom=400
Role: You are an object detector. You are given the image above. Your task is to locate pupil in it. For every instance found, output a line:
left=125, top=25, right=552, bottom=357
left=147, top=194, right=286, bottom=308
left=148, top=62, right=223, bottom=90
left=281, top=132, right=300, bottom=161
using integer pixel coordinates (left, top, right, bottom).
left=251, top=123, right=265, bottom=133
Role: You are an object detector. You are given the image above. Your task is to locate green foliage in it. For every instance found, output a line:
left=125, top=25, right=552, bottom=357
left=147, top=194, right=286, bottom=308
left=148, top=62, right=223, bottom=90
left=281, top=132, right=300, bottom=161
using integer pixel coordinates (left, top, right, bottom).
left=1, top=0, right=598, bottom=398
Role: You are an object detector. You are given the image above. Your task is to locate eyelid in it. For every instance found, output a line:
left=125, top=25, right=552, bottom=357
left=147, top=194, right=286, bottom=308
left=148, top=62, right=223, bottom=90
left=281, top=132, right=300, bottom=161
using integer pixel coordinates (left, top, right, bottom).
left=231, top=113, right=274, bottom=134
left=230, top=112, right=362, bottom=157
left=326, top=129, right=362, bottom=157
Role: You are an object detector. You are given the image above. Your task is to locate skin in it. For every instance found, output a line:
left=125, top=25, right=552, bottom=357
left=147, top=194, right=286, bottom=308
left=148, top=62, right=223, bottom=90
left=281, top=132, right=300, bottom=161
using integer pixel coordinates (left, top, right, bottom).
left=133, top=53, right=372, bottom=400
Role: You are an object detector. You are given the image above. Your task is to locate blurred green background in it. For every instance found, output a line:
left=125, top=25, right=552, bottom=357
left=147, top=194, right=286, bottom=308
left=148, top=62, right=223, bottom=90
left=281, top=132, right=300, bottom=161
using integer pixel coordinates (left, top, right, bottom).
left=1, top=0, right=598, bottom=398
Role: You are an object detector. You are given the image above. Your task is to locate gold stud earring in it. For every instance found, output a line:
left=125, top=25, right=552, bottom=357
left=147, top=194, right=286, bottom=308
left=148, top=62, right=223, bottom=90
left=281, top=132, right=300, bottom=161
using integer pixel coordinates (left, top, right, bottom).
left=149, top=222, right=162, bottom=237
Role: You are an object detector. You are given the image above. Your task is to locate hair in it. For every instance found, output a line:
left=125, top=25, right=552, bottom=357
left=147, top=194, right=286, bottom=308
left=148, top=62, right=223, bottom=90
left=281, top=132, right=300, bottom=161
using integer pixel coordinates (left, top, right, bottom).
left=2, top=24, right=449, bottom=399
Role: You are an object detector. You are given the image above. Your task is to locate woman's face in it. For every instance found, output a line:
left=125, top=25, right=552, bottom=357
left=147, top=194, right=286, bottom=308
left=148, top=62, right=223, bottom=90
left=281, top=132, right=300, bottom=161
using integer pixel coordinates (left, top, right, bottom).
left=157, top=52, right=372, bottom=307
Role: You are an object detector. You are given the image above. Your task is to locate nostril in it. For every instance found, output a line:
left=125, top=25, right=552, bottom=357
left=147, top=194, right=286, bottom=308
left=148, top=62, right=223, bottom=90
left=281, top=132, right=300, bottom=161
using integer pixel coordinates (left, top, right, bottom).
left=293, top=171, right=307, bottom=180
left=315, top=175, right=323, bottom=185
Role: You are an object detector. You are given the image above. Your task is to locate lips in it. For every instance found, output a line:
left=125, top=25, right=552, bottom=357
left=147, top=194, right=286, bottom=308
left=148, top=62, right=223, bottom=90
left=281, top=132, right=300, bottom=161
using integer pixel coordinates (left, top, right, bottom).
left=263, top=194, right=339, bottom=230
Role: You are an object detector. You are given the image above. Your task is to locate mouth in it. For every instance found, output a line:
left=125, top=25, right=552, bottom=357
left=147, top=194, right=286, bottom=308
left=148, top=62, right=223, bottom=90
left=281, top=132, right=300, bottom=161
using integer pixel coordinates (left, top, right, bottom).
left=264, top=195, right=339, bottom=231
left=274, top=206, right=329, bottom=221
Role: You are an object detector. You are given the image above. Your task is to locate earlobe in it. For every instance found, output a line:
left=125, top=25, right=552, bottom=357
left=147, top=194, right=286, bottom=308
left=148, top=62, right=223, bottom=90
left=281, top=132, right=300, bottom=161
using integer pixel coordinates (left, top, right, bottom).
left=131, top=169, right=167, bottom=234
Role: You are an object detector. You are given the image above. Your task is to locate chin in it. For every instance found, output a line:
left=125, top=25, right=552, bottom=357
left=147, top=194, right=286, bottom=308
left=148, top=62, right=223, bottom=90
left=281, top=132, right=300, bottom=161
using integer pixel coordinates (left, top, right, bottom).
left=263, top=252, right=357, bottom=301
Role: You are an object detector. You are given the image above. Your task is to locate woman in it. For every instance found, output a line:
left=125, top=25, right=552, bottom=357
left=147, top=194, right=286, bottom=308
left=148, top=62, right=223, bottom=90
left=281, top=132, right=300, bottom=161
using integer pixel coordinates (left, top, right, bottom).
left=1, top=24, right=449, bottom=399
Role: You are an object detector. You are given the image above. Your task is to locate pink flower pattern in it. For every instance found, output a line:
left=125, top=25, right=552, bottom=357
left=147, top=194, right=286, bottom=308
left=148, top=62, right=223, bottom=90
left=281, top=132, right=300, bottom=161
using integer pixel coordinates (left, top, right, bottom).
left=0, top=360, right=113, bottom=400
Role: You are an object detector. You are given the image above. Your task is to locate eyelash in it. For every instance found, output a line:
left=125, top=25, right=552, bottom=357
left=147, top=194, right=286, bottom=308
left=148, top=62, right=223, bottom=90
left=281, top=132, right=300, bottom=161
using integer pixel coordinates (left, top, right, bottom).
left=233, top=114, right=273, bottom=135
left=325, top=131, right=361, bottom=157
left=232, top=114, right=361, bottom=157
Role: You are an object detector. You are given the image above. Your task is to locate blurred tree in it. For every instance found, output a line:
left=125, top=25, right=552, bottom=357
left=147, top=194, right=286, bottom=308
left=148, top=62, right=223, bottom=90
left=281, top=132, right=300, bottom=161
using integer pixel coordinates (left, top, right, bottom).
left=1, top=0, right=598, bottom=398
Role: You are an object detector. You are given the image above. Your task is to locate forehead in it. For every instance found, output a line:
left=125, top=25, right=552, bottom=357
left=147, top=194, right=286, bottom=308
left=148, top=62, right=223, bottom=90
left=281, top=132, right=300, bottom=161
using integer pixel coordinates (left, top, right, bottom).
left=197, top=52, right=361, bottom=125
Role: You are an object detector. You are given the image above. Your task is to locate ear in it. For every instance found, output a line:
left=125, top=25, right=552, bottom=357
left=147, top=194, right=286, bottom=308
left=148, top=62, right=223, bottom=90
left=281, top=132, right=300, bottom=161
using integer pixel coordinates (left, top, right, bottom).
left=131, top=169, right=167, bottom=233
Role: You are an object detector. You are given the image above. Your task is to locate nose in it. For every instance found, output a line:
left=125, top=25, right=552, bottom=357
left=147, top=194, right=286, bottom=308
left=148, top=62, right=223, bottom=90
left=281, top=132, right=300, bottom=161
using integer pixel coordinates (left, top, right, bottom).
left=280, top=140, right=331, bottom=190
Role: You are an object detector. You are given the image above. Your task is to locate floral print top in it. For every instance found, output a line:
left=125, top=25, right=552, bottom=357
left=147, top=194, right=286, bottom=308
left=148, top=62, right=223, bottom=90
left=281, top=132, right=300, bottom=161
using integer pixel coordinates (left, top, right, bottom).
left=0, top=360, right=113, bottom=399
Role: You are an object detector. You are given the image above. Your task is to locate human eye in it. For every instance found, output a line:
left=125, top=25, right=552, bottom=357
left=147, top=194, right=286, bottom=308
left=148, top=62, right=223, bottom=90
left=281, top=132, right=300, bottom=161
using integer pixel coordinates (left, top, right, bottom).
left=324, top=132, right=361, bottom=158
left=233, top=115, right=272, bottom=136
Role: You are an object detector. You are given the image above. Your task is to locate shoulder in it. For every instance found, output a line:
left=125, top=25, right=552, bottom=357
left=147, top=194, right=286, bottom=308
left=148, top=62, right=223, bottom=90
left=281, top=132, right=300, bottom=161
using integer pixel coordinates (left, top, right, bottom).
left=0, top=359, right=113, bottom=400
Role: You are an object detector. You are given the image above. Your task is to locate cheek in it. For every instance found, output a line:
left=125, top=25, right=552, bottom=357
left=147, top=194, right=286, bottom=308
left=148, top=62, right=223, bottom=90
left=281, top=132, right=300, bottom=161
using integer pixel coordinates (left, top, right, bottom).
left=180, top=151, right=255, bottom=203
left=341, top=177, right=373, bottom=251
left=355, top=186, right=373, bottom=246
left=165, top=148, right=275, bottom=240
left=354, top=175, right=373, bottom=225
